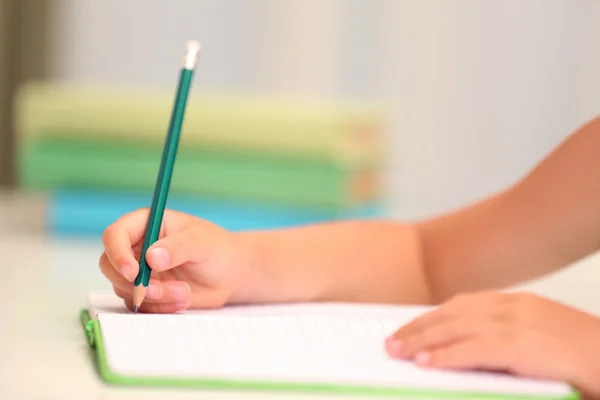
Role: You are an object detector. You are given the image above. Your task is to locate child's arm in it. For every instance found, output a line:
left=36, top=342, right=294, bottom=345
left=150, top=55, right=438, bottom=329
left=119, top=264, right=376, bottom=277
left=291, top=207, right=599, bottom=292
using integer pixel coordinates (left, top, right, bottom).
left=100, top=116, right=600, bottom=308
left=233, top=116, right=600, bottom=305
left=419, top=115, right=600, bottom=302
left=233, top=220, right=429, bottom=305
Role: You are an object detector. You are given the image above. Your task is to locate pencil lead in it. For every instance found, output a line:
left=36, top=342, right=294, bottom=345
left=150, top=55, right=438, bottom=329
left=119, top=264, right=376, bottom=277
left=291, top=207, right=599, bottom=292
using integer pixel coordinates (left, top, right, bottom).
left=133, top=306, right=139, bottom=314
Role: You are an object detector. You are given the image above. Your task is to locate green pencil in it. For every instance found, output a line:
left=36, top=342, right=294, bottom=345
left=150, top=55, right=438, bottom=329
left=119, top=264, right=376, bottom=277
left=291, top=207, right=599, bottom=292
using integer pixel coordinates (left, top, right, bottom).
left=133, top=40, right=201, bottom=312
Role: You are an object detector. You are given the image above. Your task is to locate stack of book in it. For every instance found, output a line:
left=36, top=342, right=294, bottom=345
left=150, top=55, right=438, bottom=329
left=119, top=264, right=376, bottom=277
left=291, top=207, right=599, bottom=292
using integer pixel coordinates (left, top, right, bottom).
left=14, top=82, right=388, bottom=236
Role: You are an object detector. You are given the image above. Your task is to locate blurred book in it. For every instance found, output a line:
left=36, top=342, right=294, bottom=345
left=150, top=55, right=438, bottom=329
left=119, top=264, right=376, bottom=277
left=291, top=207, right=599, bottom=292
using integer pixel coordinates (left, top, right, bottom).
left=15, top=81, right=385, bottom=165
left=18, top=137, right=381, bottom=209
left=14, top=81, right=390, bottom=236
left=48, top=189, right=384, bottom=236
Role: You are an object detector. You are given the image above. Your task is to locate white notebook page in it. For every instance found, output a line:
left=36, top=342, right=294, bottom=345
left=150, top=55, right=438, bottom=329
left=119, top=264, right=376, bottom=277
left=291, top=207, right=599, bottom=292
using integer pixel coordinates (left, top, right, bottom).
left=89, top=293, right=572, bottom=397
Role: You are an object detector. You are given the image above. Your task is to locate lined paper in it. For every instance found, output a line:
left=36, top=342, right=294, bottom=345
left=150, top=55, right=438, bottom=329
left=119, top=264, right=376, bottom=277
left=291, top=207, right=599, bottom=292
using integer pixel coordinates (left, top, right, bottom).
left=90, top=293, right=573, bottom=397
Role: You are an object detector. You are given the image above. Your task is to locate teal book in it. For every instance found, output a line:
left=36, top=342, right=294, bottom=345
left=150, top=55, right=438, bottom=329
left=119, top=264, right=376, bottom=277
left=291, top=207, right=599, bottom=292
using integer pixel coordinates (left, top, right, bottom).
left=81, top=291, right=578, bottom=399
left=18, top=137, right=381, bottom=208
left=47, top=188, right=384, bottom=236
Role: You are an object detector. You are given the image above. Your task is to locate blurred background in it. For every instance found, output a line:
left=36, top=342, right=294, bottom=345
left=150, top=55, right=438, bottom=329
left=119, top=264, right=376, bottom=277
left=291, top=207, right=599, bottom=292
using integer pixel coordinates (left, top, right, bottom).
left=1, top=0, right=600, bottom=309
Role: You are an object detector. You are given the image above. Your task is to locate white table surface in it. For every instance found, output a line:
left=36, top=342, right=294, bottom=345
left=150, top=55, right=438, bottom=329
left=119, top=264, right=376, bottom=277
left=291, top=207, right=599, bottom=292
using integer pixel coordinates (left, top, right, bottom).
left=2, top=211, right=600, bottom=399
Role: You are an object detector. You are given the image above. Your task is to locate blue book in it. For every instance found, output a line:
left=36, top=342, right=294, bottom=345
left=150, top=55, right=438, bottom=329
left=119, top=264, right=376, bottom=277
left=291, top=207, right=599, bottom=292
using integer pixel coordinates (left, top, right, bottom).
left=48, top=189, right=385, bottom=236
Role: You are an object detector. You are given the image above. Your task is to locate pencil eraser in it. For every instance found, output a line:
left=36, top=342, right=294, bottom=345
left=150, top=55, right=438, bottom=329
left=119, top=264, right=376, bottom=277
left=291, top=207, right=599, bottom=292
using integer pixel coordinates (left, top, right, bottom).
left=184, top=40, right=201, bottom=70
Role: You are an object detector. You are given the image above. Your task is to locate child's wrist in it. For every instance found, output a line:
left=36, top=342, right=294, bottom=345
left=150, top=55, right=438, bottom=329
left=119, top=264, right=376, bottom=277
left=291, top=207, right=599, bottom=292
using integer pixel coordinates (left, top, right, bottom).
left=227, top=231, right=274, bottom=304
left=228, top=231, right=327, bottom=305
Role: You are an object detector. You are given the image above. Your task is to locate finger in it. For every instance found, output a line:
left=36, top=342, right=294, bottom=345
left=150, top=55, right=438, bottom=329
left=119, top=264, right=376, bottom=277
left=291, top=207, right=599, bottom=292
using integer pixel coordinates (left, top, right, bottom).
left=413, top=330, right=577, bottom=382
left=114, top=279, right=191, bottom=304
left=387, top=317, right=496, bottom=359
left=123, top=299, right=188, bottom=314
left=413, top=335, right=515, bottom=373
left=388, top=307, right=450, bottom=345
left=145, top=225, right=219, bottom=272
left=102, top=208, right=166, bottom=281
left=132, top=243, right=143, bottom=261
left=390, top=292, right=506, bottom=342
left=99, top=252, right=136, bottom=292
left=113, top=278, right=162, bottom=301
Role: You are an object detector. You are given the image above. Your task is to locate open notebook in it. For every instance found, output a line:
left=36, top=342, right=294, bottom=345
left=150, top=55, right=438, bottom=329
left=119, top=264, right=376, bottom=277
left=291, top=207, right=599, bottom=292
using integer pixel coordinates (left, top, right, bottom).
left=81, top=292, right=577, bottom=399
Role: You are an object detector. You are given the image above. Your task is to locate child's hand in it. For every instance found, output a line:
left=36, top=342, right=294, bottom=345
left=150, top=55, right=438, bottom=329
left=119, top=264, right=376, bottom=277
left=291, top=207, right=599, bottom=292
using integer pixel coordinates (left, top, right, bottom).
left=98, top=208, right=255, bottom=313
left=385, top=291, right=600, bottom=398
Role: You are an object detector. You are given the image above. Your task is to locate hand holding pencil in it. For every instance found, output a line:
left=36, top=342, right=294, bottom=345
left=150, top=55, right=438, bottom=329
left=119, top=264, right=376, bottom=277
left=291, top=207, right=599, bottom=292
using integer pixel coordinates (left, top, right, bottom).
left=97, top=40, right=286, bottom=314
left=99, top=208, right=256, bottom=313
left=132, top=40, right=201, bottom=312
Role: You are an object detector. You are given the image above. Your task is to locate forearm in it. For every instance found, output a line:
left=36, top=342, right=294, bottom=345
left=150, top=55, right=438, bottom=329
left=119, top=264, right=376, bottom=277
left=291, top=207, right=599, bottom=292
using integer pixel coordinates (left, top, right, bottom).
left=234, top=116, right=600, bottom=307
left=234, top=220, right=432, bottom=305
left=419, top=116, right=600, bottom=302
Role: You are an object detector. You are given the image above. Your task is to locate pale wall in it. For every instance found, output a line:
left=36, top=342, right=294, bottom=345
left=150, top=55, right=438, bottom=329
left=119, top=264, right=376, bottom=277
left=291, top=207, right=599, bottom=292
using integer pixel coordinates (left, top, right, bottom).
left=45, top=0, right=600, bottom=312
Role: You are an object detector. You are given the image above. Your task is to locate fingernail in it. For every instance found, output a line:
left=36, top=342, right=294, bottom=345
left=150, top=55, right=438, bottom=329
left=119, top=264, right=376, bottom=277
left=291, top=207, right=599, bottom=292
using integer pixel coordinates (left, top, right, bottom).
left=149, top=247, right=169, bottom=269
left=120, top=265, right=134, bottom=282
left=146, top=283, right=160, bottom=299
left=385, top=337, right=403, bottom=356
left=415, top=351, right=431, bottom=366
left=172, top=286, right=187, bottom=302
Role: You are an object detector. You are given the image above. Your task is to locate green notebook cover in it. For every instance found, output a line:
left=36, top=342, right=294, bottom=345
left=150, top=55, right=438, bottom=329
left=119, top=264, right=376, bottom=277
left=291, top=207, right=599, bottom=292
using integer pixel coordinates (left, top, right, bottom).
left=19, top=138, right=381, bottom=209
left=79, top=308, right=578, bottom=399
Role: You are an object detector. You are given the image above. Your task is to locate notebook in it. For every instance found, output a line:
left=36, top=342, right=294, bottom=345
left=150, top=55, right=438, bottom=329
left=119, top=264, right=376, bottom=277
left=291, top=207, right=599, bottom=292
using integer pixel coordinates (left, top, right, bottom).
left=81, top=292, right=578, bottom=399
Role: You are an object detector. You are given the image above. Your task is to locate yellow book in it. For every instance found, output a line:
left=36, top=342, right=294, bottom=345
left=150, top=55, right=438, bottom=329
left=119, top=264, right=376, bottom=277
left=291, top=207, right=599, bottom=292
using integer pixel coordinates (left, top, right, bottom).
left=15, top=81, right=386, bottom=166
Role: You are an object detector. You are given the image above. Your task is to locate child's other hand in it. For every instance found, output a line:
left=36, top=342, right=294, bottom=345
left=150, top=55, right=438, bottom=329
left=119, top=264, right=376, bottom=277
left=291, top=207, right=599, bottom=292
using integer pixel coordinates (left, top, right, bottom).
left=98, top=208, right=255, bottom=313
left=385, top=292, right=600, bottom=398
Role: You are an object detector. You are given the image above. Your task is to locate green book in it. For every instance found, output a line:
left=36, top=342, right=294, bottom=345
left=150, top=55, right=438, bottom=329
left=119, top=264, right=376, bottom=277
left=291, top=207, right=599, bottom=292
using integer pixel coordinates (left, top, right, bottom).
left=15, top=81, right=385, bottom=165
left=81, top=291, right=577, bottom=399
left=18, top=137, right=381, bottom=209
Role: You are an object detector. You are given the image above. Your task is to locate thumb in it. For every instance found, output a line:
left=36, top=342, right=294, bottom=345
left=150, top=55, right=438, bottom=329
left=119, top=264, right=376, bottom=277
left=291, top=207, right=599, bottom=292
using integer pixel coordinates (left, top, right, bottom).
left=145, top=227, right=214, bottom=271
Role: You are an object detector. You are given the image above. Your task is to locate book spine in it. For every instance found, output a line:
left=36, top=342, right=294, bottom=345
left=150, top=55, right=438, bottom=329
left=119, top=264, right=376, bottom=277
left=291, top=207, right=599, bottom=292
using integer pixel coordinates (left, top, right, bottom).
left=15, top=83, right=385, bottom=162
left=18, top=140, right=382, bottom=208
left=48, top=189, right=384, bottom=236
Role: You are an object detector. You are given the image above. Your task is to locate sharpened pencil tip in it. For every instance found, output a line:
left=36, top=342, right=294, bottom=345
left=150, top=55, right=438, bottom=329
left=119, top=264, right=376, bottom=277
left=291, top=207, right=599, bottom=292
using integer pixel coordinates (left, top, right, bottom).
left=133, top=306, right=139, bottom=314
